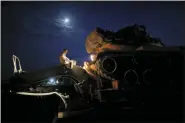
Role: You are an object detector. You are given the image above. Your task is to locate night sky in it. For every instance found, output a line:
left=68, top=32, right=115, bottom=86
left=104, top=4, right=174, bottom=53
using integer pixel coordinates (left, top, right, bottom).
left=2, top=1, right=185, bottom=80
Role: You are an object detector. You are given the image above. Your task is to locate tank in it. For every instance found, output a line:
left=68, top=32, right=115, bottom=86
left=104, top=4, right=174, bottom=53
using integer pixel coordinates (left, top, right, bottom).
left=83, top=24, right=184, bottom=104
left=2, top=24, right=184, bottom=121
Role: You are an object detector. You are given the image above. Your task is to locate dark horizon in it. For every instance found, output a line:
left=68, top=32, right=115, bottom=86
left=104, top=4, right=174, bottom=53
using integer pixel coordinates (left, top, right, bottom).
left=2, top=1, right=185, bottom=80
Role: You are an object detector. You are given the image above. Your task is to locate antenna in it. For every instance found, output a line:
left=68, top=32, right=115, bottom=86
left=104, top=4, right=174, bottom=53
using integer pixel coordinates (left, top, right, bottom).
left=12, top=55, right=23, bottom=74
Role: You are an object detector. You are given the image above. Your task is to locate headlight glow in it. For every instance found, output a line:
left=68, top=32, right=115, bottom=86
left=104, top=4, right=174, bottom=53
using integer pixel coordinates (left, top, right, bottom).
left=49, top=78, right=55, bottom=83
left=47, top=78, right=57, bottom=85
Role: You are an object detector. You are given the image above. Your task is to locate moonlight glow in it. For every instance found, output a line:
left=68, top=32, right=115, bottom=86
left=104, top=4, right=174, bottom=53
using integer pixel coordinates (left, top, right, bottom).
left=55, top=16, right=72, bottom=30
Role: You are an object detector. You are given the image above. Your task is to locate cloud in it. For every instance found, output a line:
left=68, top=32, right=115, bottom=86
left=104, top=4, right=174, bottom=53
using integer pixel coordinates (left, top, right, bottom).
left=54, top=11, right=87, bottom=36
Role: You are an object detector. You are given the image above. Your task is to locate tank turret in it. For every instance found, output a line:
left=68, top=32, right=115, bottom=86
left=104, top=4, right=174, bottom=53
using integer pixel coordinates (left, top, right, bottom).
left=84, top=24, right=165, bottom=81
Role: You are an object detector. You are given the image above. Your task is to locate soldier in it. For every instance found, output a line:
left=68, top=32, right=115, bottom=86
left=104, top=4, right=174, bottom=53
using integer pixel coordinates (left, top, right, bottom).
left=59, top=49, right=76, bottom=68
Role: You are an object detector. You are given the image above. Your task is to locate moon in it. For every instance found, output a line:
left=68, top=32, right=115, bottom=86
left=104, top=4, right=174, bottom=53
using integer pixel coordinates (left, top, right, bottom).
left=55, top=13, right=75, bottom=33
left=55, top=16, right=72, bottom=29
left=64, top=18, right=70, bottom=24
